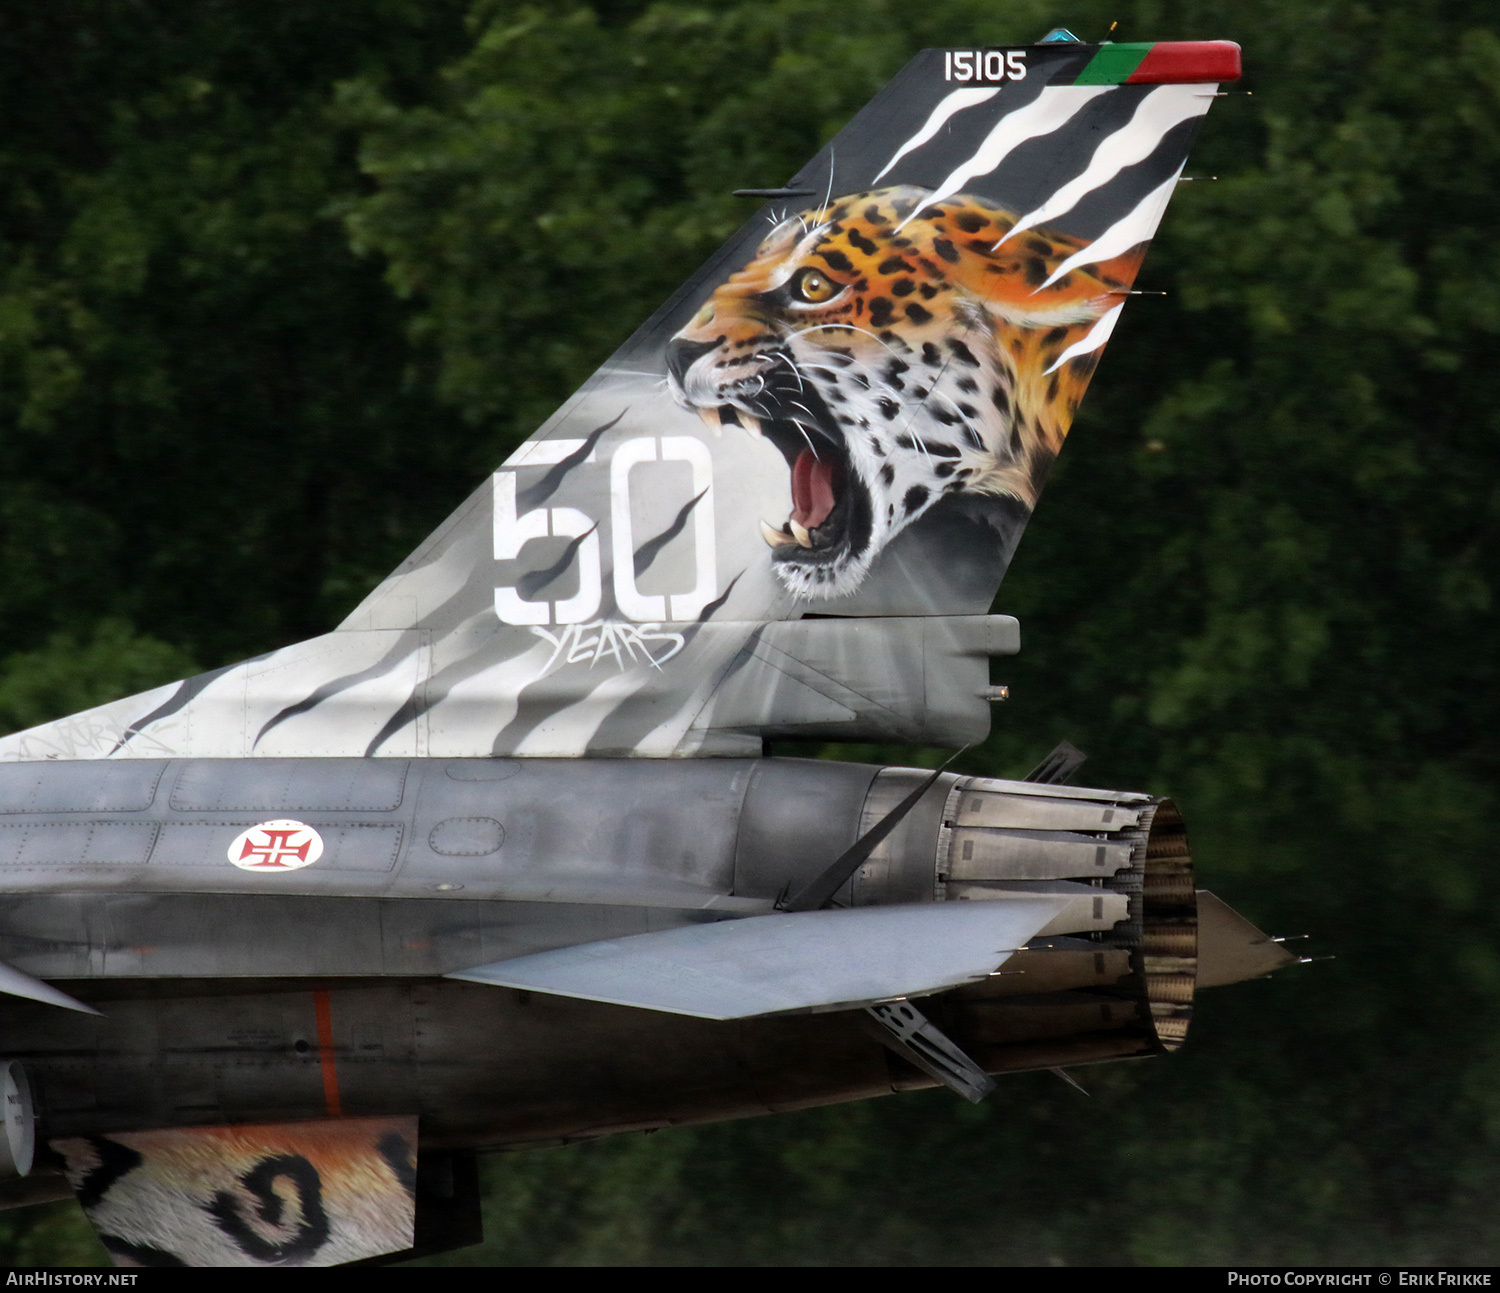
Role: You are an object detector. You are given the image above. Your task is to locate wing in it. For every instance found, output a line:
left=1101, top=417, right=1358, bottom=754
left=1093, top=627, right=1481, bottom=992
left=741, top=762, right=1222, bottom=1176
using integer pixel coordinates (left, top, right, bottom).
left=0, top=39, right=1239, bottom=762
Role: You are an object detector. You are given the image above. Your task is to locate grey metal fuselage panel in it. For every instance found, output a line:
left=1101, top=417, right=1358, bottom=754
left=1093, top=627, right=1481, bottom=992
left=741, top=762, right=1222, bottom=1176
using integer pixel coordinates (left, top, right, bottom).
left=0, top=756, right=1185, bottom=1148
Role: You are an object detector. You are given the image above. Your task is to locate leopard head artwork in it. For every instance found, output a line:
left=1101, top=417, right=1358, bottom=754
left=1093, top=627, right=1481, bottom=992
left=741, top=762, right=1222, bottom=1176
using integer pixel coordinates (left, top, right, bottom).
left=666, top=185, right=1144, bottom=599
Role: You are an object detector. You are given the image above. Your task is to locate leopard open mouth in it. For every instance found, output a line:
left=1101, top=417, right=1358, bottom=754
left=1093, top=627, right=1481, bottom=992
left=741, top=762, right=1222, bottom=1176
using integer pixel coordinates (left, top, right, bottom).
left=693, top=357, right=874, bottom=585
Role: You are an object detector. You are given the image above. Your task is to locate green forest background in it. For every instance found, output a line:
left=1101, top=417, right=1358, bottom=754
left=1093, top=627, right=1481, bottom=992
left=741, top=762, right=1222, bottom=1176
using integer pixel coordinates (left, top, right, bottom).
left=0, top=0, right=1496, bottom=1266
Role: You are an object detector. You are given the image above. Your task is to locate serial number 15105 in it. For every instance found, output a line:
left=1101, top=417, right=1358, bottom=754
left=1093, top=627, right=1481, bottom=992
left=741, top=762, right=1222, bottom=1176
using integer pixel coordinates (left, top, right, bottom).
left=945, top=50, right=1028, bottom=83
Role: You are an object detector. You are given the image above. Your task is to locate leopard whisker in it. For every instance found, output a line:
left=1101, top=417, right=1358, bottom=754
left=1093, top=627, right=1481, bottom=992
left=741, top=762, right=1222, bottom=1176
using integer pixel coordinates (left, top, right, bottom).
left=796, top=218, right=834, bottom=255
left=777, top=354, right=811, bottom=395
left=781, top=387, right=821, bottom=423
left=786, top=416, right=820, bottom=457
left=787, top=410, right=821, bottom=443
left=836, top=352, right=899, bottom=394
left=924, top=382, right=973, bottom=421
left=801, top=322, right=911, bottom=364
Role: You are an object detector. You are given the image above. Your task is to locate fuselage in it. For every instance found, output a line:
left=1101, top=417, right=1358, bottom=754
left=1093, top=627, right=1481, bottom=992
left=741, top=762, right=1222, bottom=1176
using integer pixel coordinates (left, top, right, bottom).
left=0, top=755, right=1193, bottom=1154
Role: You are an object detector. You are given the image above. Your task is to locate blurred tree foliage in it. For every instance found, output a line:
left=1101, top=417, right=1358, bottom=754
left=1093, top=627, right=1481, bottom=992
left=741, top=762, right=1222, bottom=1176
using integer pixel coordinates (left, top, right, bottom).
left=0, top=0, right=473, bottom=666
left=2, top=0, right=1499, bottom=1267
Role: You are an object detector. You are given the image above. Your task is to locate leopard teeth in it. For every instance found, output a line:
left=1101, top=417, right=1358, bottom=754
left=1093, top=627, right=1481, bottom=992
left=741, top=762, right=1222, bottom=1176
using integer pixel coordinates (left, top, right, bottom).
left=788, top=519, right=814, bottom=548
left=736, top=409, right=763, bottom=437
left=698, top=407, right=723, bottom=435
left=760, top=519, right=795, bottom=548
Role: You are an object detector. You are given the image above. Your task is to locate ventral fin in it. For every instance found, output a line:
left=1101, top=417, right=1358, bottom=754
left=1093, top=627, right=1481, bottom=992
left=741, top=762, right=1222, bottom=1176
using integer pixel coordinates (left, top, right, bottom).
left=51, top=1116, right=418, bottom=1268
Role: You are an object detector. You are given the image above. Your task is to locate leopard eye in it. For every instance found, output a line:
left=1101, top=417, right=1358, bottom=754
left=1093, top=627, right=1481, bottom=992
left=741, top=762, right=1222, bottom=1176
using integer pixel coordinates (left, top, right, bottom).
left=791, top=269, right=839, bottom=304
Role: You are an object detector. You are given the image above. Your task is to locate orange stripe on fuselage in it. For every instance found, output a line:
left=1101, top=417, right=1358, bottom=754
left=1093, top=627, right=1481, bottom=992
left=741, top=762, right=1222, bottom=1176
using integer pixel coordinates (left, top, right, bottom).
left=313, top=988, right=343, bottom=1117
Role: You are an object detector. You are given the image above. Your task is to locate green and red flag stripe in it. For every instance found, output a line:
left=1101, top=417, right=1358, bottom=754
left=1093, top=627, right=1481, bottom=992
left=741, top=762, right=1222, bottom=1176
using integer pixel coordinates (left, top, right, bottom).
left=1073, top=41, right=1241, bottom=85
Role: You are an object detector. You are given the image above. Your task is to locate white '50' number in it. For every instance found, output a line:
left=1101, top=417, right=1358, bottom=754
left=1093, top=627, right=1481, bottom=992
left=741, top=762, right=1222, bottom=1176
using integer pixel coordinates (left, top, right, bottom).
left=493, top=435, right=716, bottom=626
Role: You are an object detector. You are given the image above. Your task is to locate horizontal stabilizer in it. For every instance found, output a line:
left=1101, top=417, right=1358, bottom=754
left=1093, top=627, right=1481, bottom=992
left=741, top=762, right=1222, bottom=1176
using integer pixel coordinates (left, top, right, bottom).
left=0, top=959, right=100, bottom=1015
left=1196, top=890, right=1300, bottom=988
left=447, top=898, right=1072, bottom=1019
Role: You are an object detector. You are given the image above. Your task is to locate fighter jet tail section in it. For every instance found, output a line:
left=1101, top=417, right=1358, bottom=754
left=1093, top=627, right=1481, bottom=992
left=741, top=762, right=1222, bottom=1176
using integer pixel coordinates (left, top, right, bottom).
left=0, top=39, right=1237, bottom=763
left=0, top=32, right=1285, bottom=1209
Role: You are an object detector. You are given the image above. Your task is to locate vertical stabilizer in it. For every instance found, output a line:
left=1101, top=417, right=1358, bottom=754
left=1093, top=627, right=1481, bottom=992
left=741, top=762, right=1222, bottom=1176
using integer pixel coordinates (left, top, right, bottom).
left=0, top=39, right=1238, bottom=761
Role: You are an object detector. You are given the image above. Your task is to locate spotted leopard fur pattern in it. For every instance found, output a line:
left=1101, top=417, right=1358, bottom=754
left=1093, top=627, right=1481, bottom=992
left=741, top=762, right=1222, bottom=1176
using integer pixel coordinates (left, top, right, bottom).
left=668, top=185, right=1144, bottom=598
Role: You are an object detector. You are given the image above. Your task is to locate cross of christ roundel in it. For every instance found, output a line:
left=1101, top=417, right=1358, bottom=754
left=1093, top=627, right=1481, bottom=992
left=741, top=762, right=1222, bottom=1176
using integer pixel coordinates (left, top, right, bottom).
left=227, top=820, right=325, bottom=872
